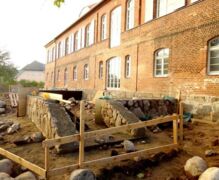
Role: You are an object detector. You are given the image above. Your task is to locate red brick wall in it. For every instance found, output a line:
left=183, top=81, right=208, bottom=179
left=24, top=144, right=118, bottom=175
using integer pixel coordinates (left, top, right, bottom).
left=45, top=0, right=219, bottom=99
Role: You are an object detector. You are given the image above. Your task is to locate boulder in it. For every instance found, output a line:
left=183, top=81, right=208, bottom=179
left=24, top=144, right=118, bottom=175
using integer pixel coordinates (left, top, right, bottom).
left=0, top=101, right=6, bottom=108
left=7, top=123, right=20, bottom=134
left=69, top=169, right=96, bottom=180
left=184, top=156, right=208, bottom=177
left=13, top=136, right=32, bottom=146
left=0, top=172, right=14, bottom=180
left=15, top=171, right=37, bottom=180
left=31, top=132, right=44, bottom=143
left=199, top=167, right=219, bottom=180
left=131, top=108, right=145, bottom=119
left=205, top=150, right=217, bottom=157
left=0, top=159, right=13, bottom=175
left=123, top=140, right=135, bottom=153
left=0, top=108, right=5, bottom=115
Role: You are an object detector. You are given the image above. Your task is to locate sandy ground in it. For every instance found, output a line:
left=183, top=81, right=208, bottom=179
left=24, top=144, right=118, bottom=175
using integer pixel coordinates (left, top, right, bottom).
left=0, top=110, right=219, bottom=180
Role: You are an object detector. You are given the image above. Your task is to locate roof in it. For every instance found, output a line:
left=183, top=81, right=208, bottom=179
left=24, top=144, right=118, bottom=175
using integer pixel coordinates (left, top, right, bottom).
left=45, top=0, right=106, bottom=47
left=21, top=61, right=45, bottom=71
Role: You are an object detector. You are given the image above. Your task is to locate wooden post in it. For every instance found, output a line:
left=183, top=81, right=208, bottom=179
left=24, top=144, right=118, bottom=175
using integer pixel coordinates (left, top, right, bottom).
left=179, top=101, right=183, bottom=142
left=45, top=146, right=49, bottom=179
left=173, top=119, right=178, bottom=145
left=79, top=100, right=85, bottom=167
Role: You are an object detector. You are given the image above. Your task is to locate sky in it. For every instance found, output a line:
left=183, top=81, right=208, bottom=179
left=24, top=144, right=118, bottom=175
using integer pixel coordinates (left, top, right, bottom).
left=0, top=0, right=101, bottom=69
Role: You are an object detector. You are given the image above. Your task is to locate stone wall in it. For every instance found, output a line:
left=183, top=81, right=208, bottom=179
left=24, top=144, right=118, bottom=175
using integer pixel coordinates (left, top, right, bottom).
left=27, top=95, right=78, bottom=153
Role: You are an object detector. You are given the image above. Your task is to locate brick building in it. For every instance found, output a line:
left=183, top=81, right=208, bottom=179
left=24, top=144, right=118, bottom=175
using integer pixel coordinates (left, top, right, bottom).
left=45, top=0, right=219, bottom=103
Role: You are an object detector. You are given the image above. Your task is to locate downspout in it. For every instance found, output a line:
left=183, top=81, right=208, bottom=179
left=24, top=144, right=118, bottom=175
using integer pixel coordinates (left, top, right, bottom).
left=136, top=43, right=139, bottom=93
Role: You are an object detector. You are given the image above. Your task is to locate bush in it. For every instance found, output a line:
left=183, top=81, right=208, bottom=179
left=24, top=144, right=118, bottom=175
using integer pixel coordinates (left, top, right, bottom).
left=18, top=80, right=44, bottom=88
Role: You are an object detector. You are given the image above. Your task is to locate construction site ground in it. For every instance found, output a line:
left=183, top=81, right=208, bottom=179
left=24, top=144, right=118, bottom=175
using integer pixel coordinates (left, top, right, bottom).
left=0, top=110, right=219, bottom=180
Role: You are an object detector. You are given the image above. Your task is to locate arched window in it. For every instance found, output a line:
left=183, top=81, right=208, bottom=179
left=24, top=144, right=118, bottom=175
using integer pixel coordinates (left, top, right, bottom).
left=64, top=68, right=68, bottom=86
left=74, top=31, right=79, bottom=51
left=126, top=0, right=135, bottom=30
left=84, top=64, right=89, bottom=80
left=101, top=14, right=107, bottom=40
left=99, top=61, right=103, bottom=79
left=154, top=48, right=169, bottom=77
left=208, top=37, right=219, bottom=75
left=106, top=57, right=121, bottom=88
left=73, top=66, right=77, bottom=80
left=58, top=42, right=62, bottom=58
left=65, top=37, right=69, bottom=55
left=85, top=24, right=91, bottom=47
left=125, top=55, right=131, bottom=78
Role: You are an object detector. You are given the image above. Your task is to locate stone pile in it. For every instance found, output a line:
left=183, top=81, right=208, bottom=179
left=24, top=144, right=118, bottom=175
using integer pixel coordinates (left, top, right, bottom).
left=0, top=100, right=6, bottom=114
left=0, top=120, right=20, bottom=141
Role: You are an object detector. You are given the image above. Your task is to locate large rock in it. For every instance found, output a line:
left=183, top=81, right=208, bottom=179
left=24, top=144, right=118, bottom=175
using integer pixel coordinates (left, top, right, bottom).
left=0, top=101, right=6, bottom=108
left=31, top=132, right=44, bottom=143
left=184, top=156, right=208, bottom=177
left=69, top=169, right=96, bottom=180
left=0, top=108, right=5, bottom=115
left=0, top=159, right=13, bottom=175
left=15, top=171, right=37, bottom=180
left=123, top=140, right=135, bottom=153
left=199, top=167, right=219, bottom=180
left=0, top=172, right=14, bottom=180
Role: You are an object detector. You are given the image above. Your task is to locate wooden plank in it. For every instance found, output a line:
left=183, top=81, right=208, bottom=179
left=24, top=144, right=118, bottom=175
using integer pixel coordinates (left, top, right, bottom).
left=0, top=148, right=46, bottom=177
left=173, top=119, right=178, bottom=144
left=45, top=147, right=49, bottom=171
left=43, top=115, right=178, bottom=148
left=47, top=144, right=178, bottom=177
left=79, top=100, right=85, bottom=167
left=179, top=102, right=183, bottom=142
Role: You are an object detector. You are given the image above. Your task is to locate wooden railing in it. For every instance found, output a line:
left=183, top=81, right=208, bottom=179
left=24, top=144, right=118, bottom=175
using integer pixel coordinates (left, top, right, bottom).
left=0, top=101, right=184, bottom=179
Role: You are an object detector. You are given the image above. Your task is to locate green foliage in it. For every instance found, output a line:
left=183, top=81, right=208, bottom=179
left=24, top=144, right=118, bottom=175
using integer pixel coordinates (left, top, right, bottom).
left=54, top=0, right=64, bottom=7
left=18, top=80, right=44, bottom=88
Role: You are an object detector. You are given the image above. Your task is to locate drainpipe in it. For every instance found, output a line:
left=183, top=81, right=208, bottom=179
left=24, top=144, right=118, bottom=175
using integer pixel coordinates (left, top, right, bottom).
left=136, top=43, right=139, bottom=93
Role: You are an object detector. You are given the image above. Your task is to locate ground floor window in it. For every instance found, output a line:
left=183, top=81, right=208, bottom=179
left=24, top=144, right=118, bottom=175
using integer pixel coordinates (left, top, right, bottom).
left=208, top=37, right=219, bottom=75
left=64, top=68, right=68, bottom=86
left=99, top=61, right=103, bottom=79
left=107, top=57, right=121, bottom=89
left=125, top=55, right=131, bottom=78
left=73, top=66, right=77, bottom=80
left=84, top=64, right=89, bottom=80
left=154, top=48, right=169, bottom=77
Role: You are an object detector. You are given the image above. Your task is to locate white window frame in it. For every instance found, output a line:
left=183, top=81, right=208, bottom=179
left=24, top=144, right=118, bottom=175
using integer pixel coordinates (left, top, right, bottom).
left=74, top=31, right=79, bottom=51
left=125, top=55, right=131, bottom=78
left=145, top=0, right=154, bottom=22
left=84, top=64, right=89, bottom=80
left=191, top=0, right=199, bottom=3
left=126, top=0, right=135, bottom=30
left=101, top=14, right=107, bottom=40
left=106, top=57, right=121, bottom=89
left=154, top=48, right=169, bottom=77
left=73, top=66, right=77, bottom=80
left=85, top=24, right=91, bottom=47
left=208, top=37, right=219, bottom=75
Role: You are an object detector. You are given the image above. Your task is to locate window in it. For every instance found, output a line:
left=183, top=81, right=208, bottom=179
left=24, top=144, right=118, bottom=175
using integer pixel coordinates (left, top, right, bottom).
left=58, top=42, right=62, bottom=58
left=47, top=50, right=50, bottom=63
left=107, top=57, right=121, bottom=88
left=73, top=66, right=77, bottom=80
left=52, top=47, right=56, bottom=61
left=126, top=0, right=135, bottom=30
left=101, top=14, right=107, bottom=40
left=74, top=31, right=79, bottom=51
left=65, top=37, right=69, bottom=55
left=57, top=70, right=60, bottom=81
left=154, top=48, right=169, bottom=77
left=110, top=6, right=122, bottom=48
left=84, top=64, right=89, bottom=80
left=99, top=61, right=103, bottom=79
left=64, top=68, right=68, bottom=86
left=208, top=37, right=219, bottom=75
left=157, top=0, right=185, bottom=17
left=191, top=0, right=199, bottom=3
left=125, top=55, right=131, bottom=78
left=85, top=24, right=91, bottom=47
left=145, top=0, right=154, bottom=22
left=69, top=33, right=74, bottom=53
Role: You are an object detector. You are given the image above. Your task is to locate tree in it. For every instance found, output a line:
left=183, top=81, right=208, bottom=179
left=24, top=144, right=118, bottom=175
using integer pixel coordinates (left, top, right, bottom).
left=54, top=0, right=64, bottom=7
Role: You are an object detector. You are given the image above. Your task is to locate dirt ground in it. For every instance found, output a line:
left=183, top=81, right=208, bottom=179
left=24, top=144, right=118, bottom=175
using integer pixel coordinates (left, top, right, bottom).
left=0, top=110, right=219, bottom=180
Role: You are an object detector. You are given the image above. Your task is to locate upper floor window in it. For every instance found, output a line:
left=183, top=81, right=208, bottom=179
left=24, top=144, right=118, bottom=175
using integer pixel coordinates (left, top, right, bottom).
left=99, top=61, right=103, bottom=79
left=58, top=42, right=62, bottom=58
left=52, top=47, right=56, bottom=61
left=101, top=14, right=107, bottom=40
left=110, top=6, right=122, bottom=48
left=157, top=0, right=185, bottom=17
left=145, top=0, right=154, bottom=22
left=65, top=37, right=69, bottom=55
left=84, top=64, right=89, bottom=80
left=85, top=24, right=91, bottom=47
left=208, top=37, right=219, bottom=75
left=73, top=66, right=77, bottom=80
left=64, top=68, right=68, bottom=86
left=125, top=55, right=131, bottom=78
left=75, top=31, right=79, bottom=51
left=154, top=48, right=169, bottom=77
left=126, top=0, right=135, bottom=30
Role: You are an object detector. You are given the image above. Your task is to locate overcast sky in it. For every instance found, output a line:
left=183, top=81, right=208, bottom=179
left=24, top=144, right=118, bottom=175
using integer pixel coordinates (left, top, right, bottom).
left=0, top=0, right=101, bottom=69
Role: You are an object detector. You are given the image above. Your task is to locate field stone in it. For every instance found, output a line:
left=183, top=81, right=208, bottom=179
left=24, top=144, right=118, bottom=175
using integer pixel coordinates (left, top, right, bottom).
left=0, top=125, right=9, bottom=133
left=0, top=108, right=5, bottom=115
left=184, top=156, right=208, bottom=177
left=7, top=123, right=20, bottom=134
left=123, top=140, right=135, bottom=153
left=199, top=167, right=219, bottom=180
left=0, top=101, right=6, bottom=108
left=131, top=108, right=145, bottom=119
left=205, top=150, right=217, bottom=157
left=0, top=172, right=14, bottom=180
left=15, top=171, right=37, bottom=180
left=69, top=169, right=96, bottom=180
left=0, top=159, right=13, bottom=175
left=31, top=132, right=44, bottom=143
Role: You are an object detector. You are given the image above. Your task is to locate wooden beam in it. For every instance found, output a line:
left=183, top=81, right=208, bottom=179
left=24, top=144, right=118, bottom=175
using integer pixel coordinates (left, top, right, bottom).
left=0, top=148, right=46, bottom=177
left=179, top=102, right=183, bottom=142
left=47, top=144, right=178, bottom=178
left=173, top=119, right=178, bottom=144
left=79, top=100, right=85, bottom=167
left=45, top=147, right=49, bottom=171
left=43, top=115, right=178, bottom=148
